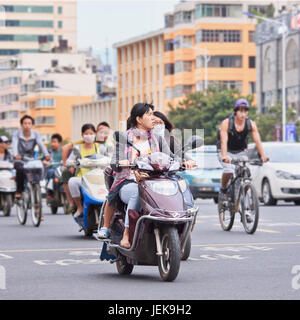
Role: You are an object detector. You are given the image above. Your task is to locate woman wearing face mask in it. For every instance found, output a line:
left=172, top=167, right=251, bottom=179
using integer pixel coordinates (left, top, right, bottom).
left=67, top=123, right=99, bottom=218
left=101, top=103, right=177, bottom=248
left=153, top=111, right=195, bottom=168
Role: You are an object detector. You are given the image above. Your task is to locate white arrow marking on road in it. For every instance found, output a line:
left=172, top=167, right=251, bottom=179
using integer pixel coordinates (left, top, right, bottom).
left=0, top=254, right=13, bottom=260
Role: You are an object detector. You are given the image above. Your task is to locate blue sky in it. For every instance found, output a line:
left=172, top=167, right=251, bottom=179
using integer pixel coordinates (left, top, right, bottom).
left=77, top=0, right=179, bottom=66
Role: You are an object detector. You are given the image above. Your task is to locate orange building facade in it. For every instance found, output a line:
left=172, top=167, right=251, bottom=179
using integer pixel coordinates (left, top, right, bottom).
left=19, top=94, right=93, bottom=142
left=114, top=1, right=266, bottom=126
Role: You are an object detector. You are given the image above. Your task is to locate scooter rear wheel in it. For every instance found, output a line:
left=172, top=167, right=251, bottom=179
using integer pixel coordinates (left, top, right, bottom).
left=116, top=254, right=134, bottom=275
left=158, top=226, right=181, bottom=282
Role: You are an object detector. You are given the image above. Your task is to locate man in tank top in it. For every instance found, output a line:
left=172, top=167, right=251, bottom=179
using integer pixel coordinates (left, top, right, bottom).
left=218, top=99, right=268, bottom=202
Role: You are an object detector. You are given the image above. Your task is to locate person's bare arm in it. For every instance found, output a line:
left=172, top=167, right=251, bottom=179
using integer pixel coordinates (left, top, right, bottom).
left=62, top=143, right=73, bottom=166
left=250, top=121, right=268, bottom=162
left=220, top=119, right=230, bottom=163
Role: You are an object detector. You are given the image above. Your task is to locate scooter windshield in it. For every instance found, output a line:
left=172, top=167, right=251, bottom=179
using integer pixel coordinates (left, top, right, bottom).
left=147, top=152, right=172, bottom=171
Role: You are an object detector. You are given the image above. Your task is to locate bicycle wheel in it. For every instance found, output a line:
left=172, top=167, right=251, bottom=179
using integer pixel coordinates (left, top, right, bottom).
left=30, top=183, right=42, bottom=227
left=16, top=197, right=27, bottom=225
left=241, top=182, right=259, bottom=234
left=218, top=199, right=235, bottom=231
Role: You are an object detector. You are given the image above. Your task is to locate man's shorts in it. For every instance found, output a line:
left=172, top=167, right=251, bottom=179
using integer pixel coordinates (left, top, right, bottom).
left=218, top=151, right=247, bottom=174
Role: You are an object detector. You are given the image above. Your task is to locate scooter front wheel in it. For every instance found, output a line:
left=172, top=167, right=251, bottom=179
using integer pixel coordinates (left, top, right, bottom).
left=116, top=254, right=134, bottom=275
left=158, top=226, right=181, bottom=282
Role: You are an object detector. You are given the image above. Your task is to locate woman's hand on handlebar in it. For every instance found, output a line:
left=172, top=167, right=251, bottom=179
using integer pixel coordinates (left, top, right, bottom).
left=182, top=159, right=196, bottom=170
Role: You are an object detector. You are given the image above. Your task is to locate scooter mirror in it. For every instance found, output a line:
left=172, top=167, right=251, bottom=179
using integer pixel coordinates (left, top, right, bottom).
left=180, top=135, right=204, bottom=154
left=113, top=131, right=141, bottom=156
left=113, top=131, right=131, bottom=146
left=186, top=135, right=204, bottom=150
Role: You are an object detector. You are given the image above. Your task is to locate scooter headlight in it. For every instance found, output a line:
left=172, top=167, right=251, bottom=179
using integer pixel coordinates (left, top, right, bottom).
left=178, top=179, right=187, bottom=193
left=148, top=181, right=178, bottom=196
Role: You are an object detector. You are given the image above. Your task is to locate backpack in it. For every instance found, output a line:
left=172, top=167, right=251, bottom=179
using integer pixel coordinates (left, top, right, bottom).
left=216, top=113, right=251, bottom=151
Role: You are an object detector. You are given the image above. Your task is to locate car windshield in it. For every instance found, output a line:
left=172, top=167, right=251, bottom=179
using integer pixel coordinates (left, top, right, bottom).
left=264, top=144, right=300, bottom=163
left=189, top=152, right=222, bottom=169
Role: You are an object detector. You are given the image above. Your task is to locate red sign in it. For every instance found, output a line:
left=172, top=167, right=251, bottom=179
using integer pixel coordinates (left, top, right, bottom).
left=291, top=13, right=300, bottom=29
left=274, top=125, right=282, bottom=142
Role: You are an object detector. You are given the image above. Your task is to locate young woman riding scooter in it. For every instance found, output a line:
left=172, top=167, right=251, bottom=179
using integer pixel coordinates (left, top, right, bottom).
left=99, top=103, right=194, bottom=248
left=67, top=123, right=100, bottom=219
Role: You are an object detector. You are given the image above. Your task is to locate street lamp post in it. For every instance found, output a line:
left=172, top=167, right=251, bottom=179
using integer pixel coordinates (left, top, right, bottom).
left=243, top=11, right=289, bottom=141
left=170, top=40, right=210, bottom=91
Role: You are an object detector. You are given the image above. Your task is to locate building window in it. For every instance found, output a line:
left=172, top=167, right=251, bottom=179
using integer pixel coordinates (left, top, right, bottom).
left=183, top=11, right=192, bottom=23
left=173, top=35, right=192, bottom=49
left=0, top=34, right=53, bottom=42
left=164, top=39, right=174, bottom=52
left=164, top=63, right=174, bottom=75
left=58, top=21, right=63, bottom=29
left=58, top=6, right=63, bottom=14
left=286, top=39, right=299, bottom=70
left=5, top=20, right=53, bottom=27
left=9, top=111, right=19, bottom=119
left=165, top=87, right=173, bottom=99
left=0, top=112, right=8, bottom=120
left=195, top=30, right=241, bottom=43
left=35, top=80, right=55, bottom=89
left=264, top=47, right=271, bottom=73
left=165, top=14, right=174, bottom=28
left=249, top=82, right=256, bottom=94
left=196, top=80, right=243, bottom=92
left=196, top=4, right=242, bottom=18
left=175, top=60, right=193, bottom=73
left=4, top=5, right=54, bottom=13
left=35, top=98, right=55, bottom=108
left=248, top=31, right=254, bottom=42
left=249, top=56, right=256, bottom=68
left=208, top=56, right=242, bottom=68
left=35, top=116, right=55, bottom=125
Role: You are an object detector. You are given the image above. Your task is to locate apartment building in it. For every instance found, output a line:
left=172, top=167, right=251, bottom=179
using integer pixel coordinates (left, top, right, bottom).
left=255, top=9, right=300, bottom=118
left=0, top=52, right=97, bottom=141
left=0, top=0, right=77, bottom=57
left=18, top=64, right=97, bottom=142
left=114, top=30, right=164, bottom=128
left=114, top=0, right=299, bottom=125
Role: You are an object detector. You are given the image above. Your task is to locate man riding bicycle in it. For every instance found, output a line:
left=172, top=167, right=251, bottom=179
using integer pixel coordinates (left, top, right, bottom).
left=12, top=115, right=50, bottom=200
left=218, top=98, right=268, bottom=203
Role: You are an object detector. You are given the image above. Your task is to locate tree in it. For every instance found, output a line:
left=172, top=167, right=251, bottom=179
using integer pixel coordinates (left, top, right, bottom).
left=254, top=103, right=300, bottom=142
left=0, top=128, right=11, bottom=139
left=168, top=86, right=254, bottom=145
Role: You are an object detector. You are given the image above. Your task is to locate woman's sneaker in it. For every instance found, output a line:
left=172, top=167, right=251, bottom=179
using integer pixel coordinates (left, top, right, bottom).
left=98, top=227, right=110, bottom=239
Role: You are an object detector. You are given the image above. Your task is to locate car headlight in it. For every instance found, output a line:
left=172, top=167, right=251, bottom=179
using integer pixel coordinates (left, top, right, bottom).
left=192, top=178, right=211, bottom=184
left=178, top=179, right=187, bottom=193
left=275, top=170, right=297, bottom=180
left=148, top=181, right=178, bottom=196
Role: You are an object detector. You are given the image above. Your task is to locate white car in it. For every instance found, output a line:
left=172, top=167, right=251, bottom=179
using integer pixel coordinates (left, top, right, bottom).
left=248, top=142, right=300, bottom=206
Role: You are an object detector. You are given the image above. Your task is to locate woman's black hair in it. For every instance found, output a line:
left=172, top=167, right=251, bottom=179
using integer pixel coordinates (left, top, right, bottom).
left=128, top=102, right=154, bottom=128
left=81, top=123, right=96, bottom=135
left=20, top=114, right=35, bottom=125
left=153, top=111, right=174, bottom=133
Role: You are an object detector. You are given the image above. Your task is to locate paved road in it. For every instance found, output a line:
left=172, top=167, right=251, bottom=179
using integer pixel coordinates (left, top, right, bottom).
left=0, top=199, right=300, bottom=300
